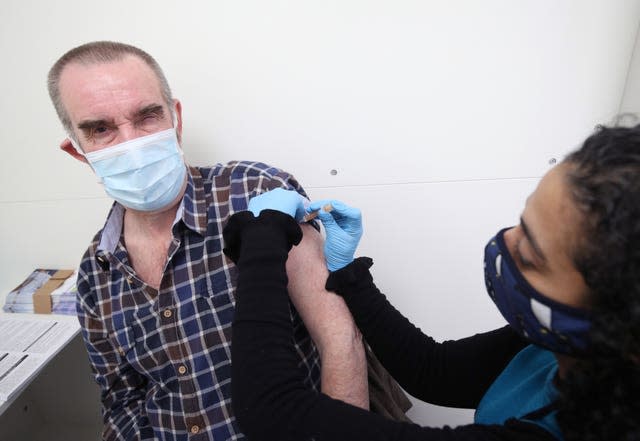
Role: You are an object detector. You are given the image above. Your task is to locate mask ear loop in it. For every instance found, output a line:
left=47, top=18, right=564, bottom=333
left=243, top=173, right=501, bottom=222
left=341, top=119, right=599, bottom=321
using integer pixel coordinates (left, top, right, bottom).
left=69, top=136, right=83, bottom=155
left=171, top=111, right=186, bottom=160
left=69, top=134, right=103, bottom=184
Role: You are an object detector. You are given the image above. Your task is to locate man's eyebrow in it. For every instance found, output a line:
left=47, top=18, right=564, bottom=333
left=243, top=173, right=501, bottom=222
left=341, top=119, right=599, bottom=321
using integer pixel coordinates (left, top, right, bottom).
left=520, top=217, right=547, bottom=262
left=134, top=104, right=165, bottom=119
left=76, top=104, right=165, bottom=132
left=77, top=118, right=115, bottom=131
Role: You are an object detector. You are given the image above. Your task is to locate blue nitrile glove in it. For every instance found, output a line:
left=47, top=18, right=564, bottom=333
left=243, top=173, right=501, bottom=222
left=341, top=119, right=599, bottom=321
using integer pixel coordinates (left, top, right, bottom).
left=248, top=188, right=307, bottom=221
left=307, top=200, right=362, bottom=271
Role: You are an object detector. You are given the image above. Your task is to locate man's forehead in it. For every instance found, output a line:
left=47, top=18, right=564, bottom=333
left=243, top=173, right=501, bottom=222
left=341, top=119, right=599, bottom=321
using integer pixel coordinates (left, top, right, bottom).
left=59, top=56, right=165, bottom=120
left=59, top=55, right=158, bottom=90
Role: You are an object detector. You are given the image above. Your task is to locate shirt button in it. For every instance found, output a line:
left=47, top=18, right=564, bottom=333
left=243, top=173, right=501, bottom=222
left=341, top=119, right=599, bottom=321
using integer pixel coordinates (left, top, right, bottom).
left=178, top=365, right=187, bottom=375
left=190, top=425, right=200, bottom=434
left=163, top=309, right=173, bottom=318
left=118, top=347, right=125, bottom=356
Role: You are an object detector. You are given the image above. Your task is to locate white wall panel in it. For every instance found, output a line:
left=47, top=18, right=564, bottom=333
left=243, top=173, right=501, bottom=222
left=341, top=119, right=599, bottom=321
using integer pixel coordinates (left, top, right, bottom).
left=620, top=21, right=640, bottom=116
left=0, top=198, right=112, bottom=295
left=1, top=1, right=639, bottom=202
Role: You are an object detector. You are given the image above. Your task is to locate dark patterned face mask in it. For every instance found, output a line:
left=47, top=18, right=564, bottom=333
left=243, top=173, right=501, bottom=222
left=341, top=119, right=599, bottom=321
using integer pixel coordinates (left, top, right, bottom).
left=484, top=228, right=592, bottom=355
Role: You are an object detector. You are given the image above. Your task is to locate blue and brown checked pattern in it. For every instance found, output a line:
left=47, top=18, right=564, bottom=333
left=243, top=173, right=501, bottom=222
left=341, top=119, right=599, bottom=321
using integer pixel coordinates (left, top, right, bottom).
left=76, top=162, right=320, bottom=441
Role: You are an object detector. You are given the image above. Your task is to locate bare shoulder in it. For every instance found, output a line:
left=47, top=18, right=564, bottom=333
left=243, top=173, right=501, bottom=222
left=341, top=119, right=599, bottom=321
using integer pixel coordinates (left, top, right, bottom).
left=287, top=223, right=325, bottom=275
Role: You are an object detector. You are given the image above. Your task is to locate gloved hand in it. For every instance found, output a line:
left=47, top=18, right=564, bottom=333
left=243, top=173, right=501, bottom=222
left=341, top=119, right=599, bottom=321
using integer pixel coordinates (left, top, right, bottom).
left=248, top=188, right=307, bottom=221
left=306, top=200, right=362, bottom=272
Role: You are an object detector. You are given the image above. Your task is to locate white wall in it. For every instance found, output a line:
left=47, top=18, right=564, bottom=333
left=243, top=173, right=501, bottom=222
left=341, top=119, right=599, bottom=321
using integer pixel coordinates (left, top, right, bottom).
left=620, top=17, right=640, bottom=117
left=1, top=0, right=639, bottom=428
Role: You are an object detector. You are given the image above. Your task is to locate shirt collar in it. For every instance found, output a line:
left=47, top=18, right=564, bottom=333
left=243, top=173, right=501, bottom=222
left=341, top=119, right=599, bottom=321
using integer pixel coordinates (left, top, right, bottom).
left=97, top=166, right=208, bottom=254
left=180, top=166, right=209, bottom=236
left=97, top=203, right=125, bottom=253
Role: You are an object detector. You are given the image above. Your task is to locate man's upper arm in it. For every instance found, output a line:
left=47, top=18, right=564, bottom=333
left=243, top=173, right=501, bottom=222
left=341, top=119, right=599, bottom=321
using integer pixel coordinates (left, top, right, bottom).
left=286, top=224, right=369, bottom=409
left=245, top=164, right=368, bottom=407
left=255, top=166, right=318, bottom=225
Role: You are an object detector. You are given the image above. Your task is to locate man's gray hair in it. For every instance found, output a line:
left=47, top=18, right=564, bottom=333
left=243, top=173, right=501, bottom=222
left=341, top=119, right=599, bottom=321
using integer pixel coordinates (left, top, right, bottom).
left=47, top=41, right=174, bottom=140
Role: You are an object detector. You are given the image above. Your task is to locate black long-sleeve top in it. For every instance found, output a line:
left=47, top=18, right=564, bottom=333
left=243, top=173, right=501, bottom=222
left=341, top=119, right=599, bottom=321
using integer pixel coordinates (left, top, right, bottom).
left=224, top=210, right=557, bottom=441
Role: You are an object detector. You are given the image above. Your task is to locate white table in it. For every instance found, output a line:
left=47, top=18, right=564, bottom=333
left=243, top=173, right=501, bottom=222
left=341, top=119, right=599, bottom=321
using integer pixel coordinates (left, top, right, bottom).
left=0, top=292, right=101, bottom=441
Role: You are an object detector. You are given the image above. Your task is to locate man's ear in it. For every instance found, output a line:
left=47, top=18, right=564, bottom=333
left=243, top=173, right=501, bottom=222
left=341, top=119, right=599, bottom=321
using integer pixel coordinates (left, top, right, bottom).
left=60, top=138, right=88, bottom=164
left=173, top=99, right=183, bottom=144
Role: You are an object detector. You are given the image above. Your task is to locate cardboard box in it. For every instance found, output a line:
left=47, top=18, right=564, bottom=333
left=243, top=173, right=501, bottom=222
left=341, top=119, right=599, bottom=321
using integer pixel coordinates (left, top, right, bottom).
left=32, top=270, right=75, bottom=314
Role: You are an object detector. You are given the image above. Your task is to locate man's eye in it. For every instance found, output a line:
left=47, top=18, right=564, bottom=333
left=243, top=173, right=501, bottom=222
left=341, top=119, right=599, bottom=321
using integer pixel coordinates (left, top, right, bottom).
left=84, top=126, right=112, bottom=145
left=89, top=126, right=111, bottom=138
left=139, top=114, right=161, bottom=125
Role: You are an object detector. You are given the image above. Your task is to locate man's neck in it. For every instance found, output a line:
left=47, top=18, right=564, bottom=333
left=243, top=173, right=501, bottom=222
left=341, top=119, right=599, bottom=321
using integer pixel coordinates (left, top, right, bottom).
left=124, top=202, right=180, bottom=238
left=122, top=203, right=182, bottom=289
left=122, top=178, right=188, bottom=238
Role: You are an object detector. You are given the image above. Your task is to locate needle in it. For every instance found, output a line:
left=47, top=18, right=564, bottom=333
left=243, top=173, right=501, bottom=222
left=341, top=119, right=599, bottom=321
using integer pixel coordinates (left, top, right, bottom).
left=302, top=203, right=333, bottom=222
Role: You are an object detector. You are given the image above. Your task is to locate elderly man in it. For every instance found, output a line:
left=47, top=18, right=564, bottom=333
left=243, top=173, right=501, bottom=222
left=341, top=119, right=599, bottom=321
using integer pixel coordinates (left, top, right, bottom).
left=47, top=41, right=368, bottom=440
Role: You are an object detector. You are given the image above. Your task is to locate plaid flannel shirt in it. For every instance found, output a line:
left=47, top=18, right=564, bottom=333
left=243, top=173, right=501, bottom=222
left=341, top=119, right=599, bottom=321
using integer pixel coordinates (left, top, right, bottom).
left=76, top=162, right=321, bottom=440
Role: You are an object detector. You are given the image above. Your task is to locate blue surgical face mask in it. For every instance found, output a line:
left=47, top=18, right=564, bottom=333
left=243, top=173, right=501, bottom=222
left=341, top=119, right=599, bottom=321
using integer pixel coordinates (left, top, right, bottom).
left=483, top=228, right=592, bottom=355
left=83, top=128, right=187, bottom=212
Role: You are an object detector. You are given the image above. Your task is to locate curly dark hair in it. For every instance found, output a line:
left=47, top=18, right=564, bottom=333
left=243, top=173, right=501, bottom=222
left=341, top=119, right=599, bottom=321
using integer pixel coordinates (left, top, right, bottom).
left=557, top=125, right=640, bottom=440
